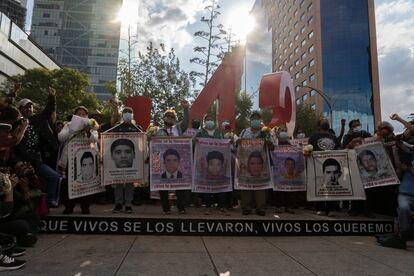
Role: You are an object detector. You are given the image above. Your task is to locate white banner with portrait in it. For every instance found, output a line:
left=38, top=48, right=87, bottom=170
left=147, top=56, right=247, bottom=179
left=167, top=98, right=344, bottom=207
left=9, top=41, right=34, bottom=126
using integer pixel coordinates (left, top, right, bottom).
left=150, top=137, right=193, bottom=191
left=101, top=132, right=146, bottom=186
left=355, top=142, right=400, bottom=189
left=306, top=150, right=366, bottom=201
left=235, top=139, right=273, bottom=190
left=271, top=145, right=306, bottom=191
left=193, top=138, right=232, bottom=193
left=68, top=136, right=104, bottom=199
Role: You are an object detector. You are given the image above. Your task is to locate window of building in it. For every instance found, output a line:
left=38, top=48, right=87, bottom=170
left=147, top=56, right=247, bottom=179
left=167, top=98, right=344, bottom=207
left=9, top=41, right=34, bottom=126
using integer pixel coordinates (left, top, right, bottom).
left=309, top=59, right=315, bottom=67
left=43, top=13, right=50, bottom=18
left=295, top=72, right=300, bottom=79
left=308, top=16, right=314, bottom=25
left=301, top=52, right=307, bottom=60
left=44, top=30, right=48, bottom=35
left=303, top=93, right=309, bottom=101
left=309, top=45, right=314, bottom=53
left=308, top=31, right=314, bottom=39
left=295, top=59, right=300, bottom=66
left=301, top=39, right=306, bottom=47
left=289, top=65, right=294, bottom=72
left=302, top=80, right=308, bottom=86
left=295, top=86, right=300, bottom=92
left=302, top=66, right=307, bottom=73
left=289, top=41, right=293, bottom=48
left=283, top=59, right=288, bottom=65
left=296, top=98, right=301, bottom=105
left=284, top=48, right=287, bottom=54
left=294, top=34, right=299, bottom=41
left=279, top=65, right=283, bottom=70
left=310, top=89, right=316, bottom=97
left=294, top=46, right=299, bottom=54
left=309, top=74, right=316, bottom=81
left=300, top=12, right=305, bottom=21
left=289, top=53, right=293, bottom=60
left=311, top=104, right=316, bottom=110
left=294, top=21, right=298, bottom=29
left=300, top=0, right=305, bottom=8
left=308, top=2, right=313, bottom=11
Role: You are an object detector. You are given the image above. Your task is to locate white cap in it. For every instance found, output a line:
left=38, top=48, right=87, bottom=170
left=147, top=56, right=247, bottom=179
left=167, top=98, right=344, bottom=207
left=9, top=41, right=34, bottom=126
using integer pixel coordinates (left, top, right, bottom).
left=17, top=99, right=33, bottom=108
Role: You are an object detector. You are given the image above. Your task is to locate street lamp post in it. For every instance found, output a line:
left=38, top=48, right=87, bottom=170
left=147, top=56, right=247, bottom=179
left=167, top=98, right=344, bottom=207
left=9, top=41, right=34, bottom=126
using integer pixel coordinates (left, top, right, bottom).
left=298, top=85, right=334, bottom=125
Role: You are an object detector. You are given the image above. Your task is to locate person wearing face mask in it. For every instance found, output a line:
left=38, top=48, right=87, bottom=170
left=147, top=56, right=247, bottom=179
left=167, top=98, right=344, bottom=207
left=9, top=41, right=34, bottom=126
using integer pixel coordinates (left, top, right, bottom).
left=308, top=118, right=340, bottom=216
left=238, top=111, right=275, bottom=216
left=342, top=119, right=372, bottom=149
left=104, top=106, right=143, bottom=214
left=195, top=114, right=229, bottom=215
left=58, top=106, right=99, bottom=215
left=156, top=101, right=190, bottom=215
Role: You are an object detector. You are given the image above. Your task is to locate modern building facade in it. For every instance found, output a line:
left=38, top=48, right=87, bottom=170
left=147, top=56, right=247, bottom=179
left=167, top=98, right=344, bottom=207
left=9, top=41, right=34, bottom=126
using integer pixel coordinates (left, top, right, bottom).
left=0, top=11, right=60, bottom=85
left=31, top=0, right=122, bottom=99
left=0, top=0, right=26, bottom=29
left=265, top=0, right=381, bottom=133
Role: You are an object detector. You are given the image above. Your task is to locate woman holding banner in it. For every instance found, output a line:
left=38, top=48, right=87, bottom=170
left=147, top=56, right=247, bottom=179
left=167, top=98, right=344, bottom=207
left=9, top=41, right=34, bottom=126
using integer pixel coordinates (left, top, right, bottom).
left=238, top=111, right=274, bottom=216
left=195, top=114, right=229, bottom=215
left=58, top=106, right=99, bottom=215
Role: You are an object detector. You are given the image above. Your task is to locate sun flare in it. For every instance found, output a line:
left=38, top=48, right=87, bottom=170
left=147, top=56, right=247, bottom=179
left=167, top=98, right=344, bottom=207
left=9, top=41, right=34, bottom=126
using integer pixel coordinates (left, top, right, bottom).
left=115, top=1, right=139, bottom=25
left=226, top=5, right=256, bottom=43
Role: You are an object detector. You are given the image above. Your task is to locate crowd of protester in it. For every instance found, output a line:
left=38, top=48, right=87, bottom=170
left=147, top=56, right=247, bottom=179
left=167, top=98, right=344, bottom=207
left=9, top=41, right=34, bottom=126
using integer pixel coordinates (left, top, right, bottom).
left=0, top=84, right=413, bottom=270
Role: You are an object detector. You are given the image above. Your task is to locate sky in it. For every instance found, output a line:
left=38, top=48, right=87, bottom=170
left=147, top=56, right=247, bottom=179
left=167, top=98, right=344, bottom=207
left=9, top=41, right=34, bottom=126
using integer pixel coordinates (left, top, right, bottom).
left=26, top=0, right=414, bottom=132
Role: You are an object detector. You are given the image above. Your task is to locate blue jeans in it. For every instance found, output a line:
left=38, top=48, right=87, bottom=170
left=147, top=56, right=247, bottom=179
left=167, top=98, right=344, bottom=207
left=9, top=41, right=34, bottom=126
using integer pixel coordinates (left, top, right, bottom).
left=397, top=194, right=414, bottom=240
left=37, top=164, right=60, bottom=206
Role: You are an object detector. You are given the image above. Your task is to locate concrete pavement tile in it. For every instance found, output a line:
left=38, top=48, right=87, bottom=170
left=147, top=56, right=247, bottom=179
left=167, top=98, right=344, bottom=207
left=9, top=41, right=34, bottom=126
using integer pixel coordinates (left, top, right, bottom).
left=264, top=237, right=341, bottom=252
left=130, top=236, right=205, bottom=253
left=203, top=237, right=276, bottom=253
left=323, top=236, right=391, bottom=251
left=116, top=252, right=216, bottom=276
left=24, top=234, right=68, bottom=260
left=356, top=249, right=414, bottom=275
left=5, top=235, right=135, bottom=276
left=210, top=252, right=314, bottom=276
left=288, top=251, right=407, bottom=276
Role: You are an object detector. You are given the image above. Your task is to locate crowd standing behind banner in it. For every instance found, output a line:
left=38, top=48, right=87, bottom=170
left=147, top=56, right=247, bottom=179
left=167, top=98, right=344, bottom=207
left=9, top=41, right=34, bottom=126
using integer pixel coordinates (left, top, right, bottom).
left=0, top=84, right=413, bottom=271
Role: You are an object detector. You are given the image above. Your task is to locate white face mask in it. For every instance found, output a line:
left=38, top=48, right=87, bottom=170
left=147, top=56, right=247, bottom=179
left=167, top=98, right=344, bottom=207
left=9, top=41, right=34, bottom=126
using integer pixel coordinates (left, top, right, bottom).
left=279, top=132, right=289, bottom=140
left=297, top=133, right=306, bottom=139
left=122, top=112, right=133, bottom=122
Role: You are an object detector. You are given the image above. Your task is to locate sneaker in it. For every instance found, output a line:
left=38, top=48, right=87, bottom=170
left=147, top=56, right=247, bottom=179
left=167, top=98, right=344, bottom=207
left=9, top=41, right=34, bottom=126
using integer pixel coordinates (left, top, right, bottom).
left=256, top=209, right=266, bottom=216
left=62, top=208, right=73, bottom=215
left=112, top=204, right=123, bottom=213
left=10, top=248, right=25, bottom=258
left=0, top=254, right=25, bottom=271
left=242, top=210, right=252, bottom=215
left=125, top=206, right=133, bottom=213
left=379, top=235, right=407, bottom=249
left=81, top=208, right=90, bottom=215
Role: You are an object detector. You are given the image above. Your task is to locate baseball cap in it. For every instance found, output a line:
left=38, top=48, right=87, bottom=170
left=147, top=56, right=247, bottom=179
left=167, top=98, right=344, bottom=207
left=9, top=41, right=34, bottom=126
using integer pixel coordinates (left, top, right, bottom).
left=16, top=99, right=33, bottom=108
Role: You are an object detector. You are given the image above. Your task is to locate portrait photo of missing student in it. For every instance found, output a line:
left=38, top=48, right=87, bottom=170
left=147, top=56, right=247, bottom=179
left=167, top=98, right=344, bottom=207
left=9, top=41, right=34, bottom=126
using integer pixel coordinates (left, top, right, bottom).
left=357, top=149, right=394, bottom=182
left=161, top=148, right=182, bottom=179
left=205, top=150, right=230, bottom=183
left=79, top=151, right=97, bottom=181
left=247, top=151, right=266, bottom=178
left=322, top=158, right=342, bottom=186
left=281, top=157, right=301, bottom=180
left=110, top=138, right=135, bottom=169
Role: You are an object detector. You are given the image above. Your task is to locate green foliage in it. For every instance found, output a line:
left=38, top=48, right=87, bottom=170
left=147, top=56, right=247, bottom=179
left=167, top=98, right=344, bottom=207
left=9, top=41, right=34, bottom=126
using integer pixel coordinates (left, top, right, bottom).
left=260, top=108, right=273, bottom=125
left=118, top=43, right=194, bottom=119
left=235, top=91, right=253, bottom=134
left=295, top=103, right=320, bottom=136
left=2, top=68, right=101, bottom=118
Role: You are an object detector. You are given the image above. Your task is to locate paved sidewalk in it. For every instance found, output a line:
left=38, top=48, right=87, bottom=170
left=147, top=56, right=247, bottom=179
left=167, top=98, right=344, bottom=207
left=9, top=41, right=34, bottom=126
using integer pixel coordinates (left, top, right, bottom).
left=4, top=234, right=414, bottom=276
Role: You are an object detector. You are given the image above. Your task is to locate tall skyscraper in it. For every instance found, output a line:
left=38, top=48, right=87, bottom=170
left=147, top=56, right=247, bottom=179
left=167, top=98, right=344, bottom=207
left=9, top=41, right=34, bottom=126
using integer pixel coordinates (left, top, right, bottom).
left=31, top=0, right=122, bottom=99
left=265, top=0, right=381, bottom=132
left=0, top=0, right=26, bottom=29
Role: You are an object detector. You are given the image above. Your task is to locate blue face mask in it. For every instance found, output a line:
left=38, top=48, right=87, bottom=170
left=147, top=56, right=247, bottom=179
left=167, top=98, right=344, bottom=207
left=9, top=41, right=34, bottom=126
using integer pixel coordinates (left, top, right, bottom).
left=204, top=120, right=215, bottom=130
left=122, top=112, right=133, bottom=122
left=251, top=119, right=261, bottom=129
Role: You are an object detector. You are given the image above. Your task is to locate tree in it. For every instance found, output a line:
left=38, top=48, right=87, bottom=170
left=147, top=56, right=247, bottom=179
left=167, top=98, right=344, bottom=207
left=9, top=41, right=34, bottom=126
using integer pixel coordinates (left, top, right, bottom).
left=295, top=103, right=320, bottom=136
left=117, top=43, right=194, bottom=119
left=1, top=68, right=101, bottom=118
left=190, top=0, right=227, bottom=88
left=118, top=25, right=139, bottom=97
left=235, top=91, right=253, bottom=134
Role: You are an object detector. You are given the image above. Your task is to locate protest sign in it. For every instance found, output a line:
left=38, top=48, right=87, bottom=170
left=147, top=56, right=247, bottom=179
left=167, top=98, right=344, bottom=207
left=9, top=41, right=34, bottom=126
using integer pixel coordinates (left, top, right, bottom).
left=272, top=145, right=306, bottom=191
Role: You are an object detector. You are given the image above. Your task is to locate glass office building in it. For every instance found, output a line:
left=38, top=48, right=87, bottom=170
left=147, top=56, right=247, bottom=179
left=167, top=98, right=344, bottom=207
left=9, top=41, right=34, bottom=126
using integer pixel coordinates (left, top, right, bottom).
left=266, top=0, right=380, bottom=133
left=31, top=0, right=122, bottom=99
left=0, top=12, right=60, bottom=85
